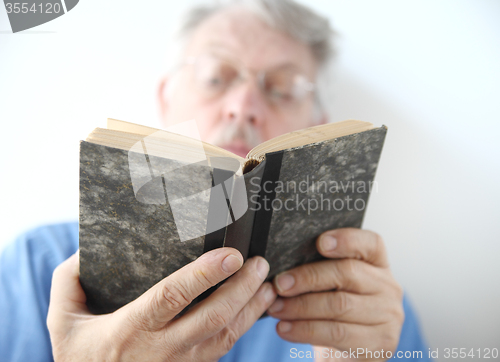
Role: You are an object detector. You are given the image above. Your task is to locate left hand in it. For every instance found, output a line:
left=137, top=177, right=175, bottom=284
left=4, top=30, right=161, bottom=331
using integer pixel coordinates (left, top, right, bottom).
left=267, top=228, right=404, bottom=361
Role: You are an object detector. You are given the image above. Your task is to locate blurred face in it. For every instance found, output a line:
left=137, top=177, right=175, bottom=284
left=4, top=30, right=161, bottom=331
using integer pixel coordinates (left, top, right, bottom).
left=159, top=7, right=323, bottom=157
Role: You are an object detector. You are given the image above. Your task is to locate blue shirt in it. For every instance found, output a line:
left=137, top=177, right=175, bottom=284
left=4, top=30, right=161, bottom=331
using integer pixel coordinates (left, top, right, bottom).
left=0, top=223, right=431, bottom=361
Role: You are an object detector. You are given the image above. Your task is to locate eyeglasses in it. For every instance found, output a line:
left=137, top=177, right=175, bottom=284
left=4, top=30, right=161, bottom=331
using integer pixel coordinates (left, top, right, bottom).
left=180, top=54, right=315, bottom=107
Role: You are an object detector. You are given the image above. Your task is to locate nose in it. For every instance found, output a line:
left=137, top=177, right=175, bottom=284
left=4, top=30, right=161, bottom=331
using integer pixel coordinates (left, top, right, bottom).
left=221, top=79, right=267, bottom=127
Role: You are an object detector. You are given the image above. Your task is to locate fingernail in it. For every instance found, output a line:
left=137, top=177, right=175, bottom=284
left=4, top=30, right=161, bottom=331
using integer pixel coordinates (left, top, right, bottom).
left=278, top=321, right=292, bottom=333
left=268, top=298, right=284, bottom=313
left=221, top=254, right=243, bottom=273
left=320, top=235, right=337, bottom=252
left=275, top=273, right=295, bottom=292
left=262, top=284, right=275, bottom=304
left=256, top=257, right=270, bottom=279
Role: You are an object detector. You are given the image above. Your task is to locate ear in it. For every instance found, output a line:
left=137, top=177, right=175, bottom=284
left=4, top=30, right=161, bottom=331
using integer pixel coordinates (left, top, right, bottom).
left=157, top=75, right=170, bottom=126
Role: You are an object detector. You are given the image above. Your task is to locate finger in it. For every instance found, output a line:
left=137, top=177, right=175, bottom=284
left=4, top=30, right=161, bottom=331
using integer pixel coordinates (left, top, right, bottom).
left=276, top=320, right=398, bottom=353
left=267, top=291, right=399, bottom=325
left=48, top=250, right=89, bottom=314
left=317, top=228, right=389, bottom=268
left=196, top=282, right=276, bottom=361
left=121, top=247, right=244, bottom=331
left=47, top=250, right=91, bottom=337
left=274, top=258, right=387, bottom=297
left=174, top=256, right=270, bottom=344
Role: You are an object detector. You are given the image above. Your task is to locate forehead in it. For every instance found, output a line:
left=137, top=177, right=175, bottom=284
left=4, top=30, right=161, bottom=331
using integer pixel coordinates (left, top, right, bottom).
left=184, top=6, right=317, bottom=75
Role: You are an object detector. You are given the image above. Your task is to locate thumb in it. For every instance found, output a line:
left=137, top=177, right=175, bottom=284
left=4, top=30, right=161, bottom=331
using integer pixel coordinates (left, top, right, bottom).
left=120, top=247, right=243, bottom=331
left=48, top=250, right=89, bottom=314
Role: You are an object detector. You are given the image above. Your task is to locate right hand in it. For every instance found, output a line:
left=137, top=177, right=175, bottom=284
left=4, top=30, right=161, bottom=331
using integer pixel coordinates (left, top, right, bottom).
left=47, top=247, right=275, bottom=362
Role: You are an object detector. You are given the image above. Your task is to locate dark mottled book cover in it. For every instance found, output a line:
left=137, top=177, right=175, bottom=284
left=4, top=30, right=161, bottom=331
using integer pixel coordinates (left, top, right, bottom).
left=79, top=126, right=386, bottom=314
left=263, top=126, right=387, bottom=279
left=79, top=141, right=209, bottom=314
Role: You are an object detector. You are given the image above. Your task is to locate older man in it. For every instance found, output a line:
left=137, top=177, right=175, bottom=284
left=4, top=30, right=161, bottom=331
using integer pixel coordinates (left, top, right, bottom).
left=0, top=1, right=430, bottom=361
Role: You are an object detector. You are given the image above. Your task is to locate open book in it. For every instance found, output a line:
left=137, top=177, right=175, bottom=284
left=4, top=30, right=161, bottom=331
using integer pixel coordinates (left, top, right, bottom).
left=79, top=119, right=387, bottom=314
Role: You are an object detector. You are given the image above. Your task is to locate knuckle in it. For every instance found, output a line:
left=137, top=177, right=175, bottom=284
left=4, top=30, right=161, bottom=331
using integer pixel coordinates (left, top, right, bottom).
left=331, top=292, right=351, bottom=317
left=393, top=282, right=404, bottom=300
left=46, top=312, right=58, bottom=333
left=302, top=321, right=315, bottom=339
left=329, top=322, right=348, bottom=345
left=379, top=328, right=400, bottom=353
left=339, top=227, right=354, bottom=237
left=161, top=281, right=191, bottom=311
left=160, top=329, right=189, bottom=357
left=304, top=264, right=321, bottom=287
left=385, top=275, right=404, bottom=300
left=204, top=300, right=233, bottom=330
left=335, top=260, right=359, bottom=290
left=393, top=303, right=405, bottom=325
left=192, top=267, right=218, bottom=289
left=207, top=310, right=229, bottom=330
left=221, top=328, right=239, bottom=354
left=241, top=267, right=262, bottom=294
left=342, top=227, right=358, bottom=242
left=349, top=258, right=360, bottom=274
left=297, top=295, right=309, bottom=314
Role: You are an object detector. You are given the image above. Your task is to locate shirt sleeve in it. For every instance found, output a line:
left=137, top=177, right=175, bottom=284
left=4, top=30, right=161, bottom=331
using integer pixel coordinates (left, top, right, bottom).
left=0, top=223, right=78, bottom=362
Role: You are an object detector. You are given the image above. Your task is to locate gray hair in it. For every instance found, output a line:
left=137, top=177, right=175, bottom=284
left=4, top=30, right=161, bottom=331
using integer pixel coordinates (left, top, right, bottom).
left=167, top=0, right=336, bottom=120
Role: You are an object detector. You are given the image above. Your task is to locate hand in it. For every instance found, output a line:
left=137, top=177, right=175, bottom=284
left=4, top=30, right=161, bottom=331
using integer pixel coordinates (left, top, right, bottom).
left=266, top=228, right=404, bottom=361
left=47, top=248, right=276, bottom=362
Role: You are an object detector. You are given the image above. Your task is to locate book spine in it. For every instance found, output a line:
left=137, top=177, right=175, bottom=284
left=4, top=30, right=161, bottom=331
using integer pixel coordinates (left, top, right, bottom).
left=247, top=151, right=284, bottom=259
left=223, top=160, right=267, bottom=260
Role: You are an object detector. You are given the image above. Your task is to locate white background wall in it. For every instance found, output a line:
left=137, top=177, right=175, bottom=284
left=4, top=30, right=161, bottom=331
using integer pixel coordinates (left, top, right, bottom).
left=1, top=0, right=499, bottom=359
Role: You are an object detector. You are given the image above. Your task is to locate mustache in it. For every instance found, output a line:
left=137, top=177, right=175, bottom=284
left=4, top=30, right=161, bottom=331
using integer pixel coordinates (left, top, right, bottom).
left=211, top=121, right=263, bottom=149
